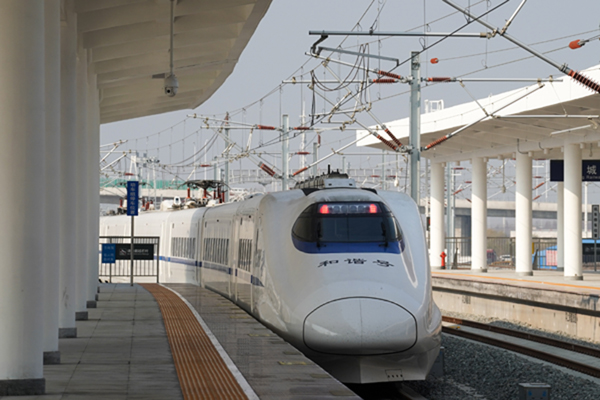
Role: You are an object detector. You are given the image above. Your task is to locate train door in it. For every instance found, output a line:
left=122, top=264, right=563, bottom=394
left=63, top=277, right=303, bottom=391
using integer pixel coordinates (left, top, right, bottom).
left=235, top=214, right=254, bottom=312
left=225, top=221, right=233, bottom=298
left=251, top=217, right=263, bottom=314
left=231, top=215, right=241, bottom=303
left=196, top=217, right=203, bottom=286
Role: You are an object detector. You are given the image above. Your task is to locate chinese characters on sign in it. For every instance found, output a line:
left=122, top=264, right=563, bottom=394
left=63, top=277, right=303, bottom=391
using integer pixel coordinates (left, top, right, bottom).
left=126, top=181, right=139, bottom=216
left=101, top=244, right=116, bottom=264
left=550, top=160, right=600, bottom=182
left=317, top=259, right=394, bottom=268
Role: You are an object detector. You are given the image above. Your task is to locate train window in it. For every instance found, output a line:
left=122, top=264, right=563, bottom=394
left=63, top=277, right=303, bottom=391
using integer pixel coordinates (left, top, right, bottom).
left=203, top=237, right=230, bottom=265
left=171, top=237, right=196, bottom=259
left=292, top=202, right=402, bottom=253
left=238, top=239, right=252, bottom=271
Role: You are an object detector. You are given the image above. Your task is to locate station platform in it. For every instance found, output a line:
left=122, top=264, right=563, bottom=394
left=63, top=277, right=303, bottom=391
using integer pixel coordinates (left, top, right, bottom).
left=0, top=283, right=358, bottom=400
left=432, top=269, right=600, bottom=343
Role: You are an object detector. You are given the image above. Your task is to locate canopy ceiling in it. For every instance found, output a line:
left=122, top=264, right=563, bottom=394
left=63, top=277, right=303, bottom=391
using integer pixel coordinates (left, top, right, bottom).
left=74, top=0, right=271, bottom=124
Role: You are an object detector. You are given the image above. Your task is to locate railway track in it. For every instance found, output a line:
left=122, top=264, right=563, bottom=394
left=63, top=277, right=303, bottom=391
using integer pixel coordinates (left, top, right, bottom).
left=442, top=316, right=600, bottom=379
left=347, top=383, right=428, bottom=400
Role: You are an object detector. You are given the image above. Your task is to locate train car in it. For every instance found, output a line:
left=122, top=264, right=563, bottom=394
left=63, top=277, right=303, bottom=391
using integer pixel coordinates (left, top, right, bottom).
left=100, top=176, right=442, bottom=384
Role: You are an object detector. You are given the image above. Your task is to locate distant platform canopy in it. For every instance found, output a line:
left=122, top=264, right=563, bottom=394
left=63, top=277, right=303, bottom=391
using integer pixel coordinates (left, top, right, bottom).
left=358, top=65, right=600, bottom=163
left=77, top=0, right=272, bottom=124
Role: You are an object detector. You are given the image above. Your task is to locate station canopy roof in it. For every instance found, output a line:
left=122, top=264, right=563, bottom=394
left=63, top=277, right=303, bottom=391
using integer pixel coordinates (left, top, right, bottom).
left=357, top=64, right=600, bottom=164
left=76, top=0, right=271, bottom=124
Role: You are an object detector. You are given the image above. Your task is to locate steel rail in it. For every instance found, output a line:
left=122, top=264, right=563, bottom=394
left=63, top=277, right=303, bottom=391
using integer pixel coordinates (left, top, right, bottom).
left=442, top=316, right=600, bottom=378
left=443, top=316, right=600, bottom=357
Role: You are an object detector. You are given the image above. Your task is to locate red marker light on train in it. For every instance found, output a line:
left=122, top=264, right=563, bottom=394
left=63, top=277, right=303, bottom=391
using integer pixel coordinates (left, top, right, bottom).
left=319, top=205, right=330, bottom=214
left=318, top=203, right=381, bottom=214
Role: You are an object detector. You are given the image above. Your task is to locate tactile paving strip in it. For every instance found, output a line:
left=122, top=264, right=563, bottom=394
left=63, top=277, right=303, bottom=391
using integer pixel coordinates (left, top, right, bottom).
left=141, top=283, right=248, bottom=400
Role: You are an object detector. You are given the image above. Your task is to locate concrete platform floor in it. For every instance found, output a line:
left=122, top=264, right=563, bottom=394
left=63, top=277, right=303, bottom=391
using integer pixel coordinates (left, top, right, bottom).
left=165, top=284, right=360, bottom=400
left=0, top=283, right=358, bottom=400
left=433, top=269, right=600, bottom=294
left=1, top=284, right=183, bottom=400
left=432, top=268, right=600, bottom=343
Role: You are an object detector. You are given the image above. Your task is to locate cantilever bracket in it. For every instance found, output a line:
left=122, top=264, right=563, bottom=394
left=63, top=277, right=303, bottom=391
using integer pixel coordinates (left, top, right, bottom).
left=311, top=35, right=329, bottom=55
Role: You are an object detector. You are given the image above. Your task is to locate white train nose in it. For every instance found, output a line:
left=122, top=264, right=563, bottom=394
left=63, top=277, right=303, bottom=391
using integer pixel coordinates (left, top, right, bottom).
left=303, top=298, right=417, bottom=355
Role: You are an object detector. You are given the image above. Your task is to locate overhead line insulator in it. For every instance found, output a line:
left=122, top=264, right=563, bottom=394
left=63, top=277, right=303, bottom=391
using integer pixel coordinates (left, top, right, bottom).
left=372, top=78, right=397, bottom=84
left=383, top=128, right=403, bottom=147
left=424, top=135, right=449, bottom=150
left=427, top=77, right=453, bottom=82
left=430, top=58, right=440, bottom=64
left=293, top=126, right=310, bottom=131
left=568, top=70, right=600, bottom=93
left=371, top=131, right=399, bottom=152
left=292, top=166, right=309, bottom=176
left=258, top=162, right=276, bottom=177
left=376, top=70, right=403, bottom=80
left=256, top=125, right=277, bottom=130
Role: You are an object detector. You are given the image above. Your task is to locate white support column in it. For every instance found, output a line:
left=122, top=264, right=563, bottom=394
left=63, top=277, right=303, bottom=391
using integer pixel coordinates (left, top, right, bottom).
left=0, top=1, right=46, bottom=394
left=74, top=48, right=89, bottom=320
left=87, top=73, right=100, bottom=304
left=516, top=151, right=533, bottom=276
left=471, top=157, right=488, bottom=272
left=43, top=0, right=61, bottom=366
left=557, top=182, right=564, bottom=271
left=430, top=162, right=446, bottom=269
left=59, top=7, right=79, bottom=338
left=564, top=144, right=583, bottom=280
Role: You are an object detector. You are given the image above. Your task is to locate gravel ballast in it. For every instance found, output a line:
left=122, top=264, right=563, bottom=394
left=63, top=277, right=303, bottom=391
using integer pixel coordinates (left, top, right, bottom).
left=402, top=311, right=600, bottom=400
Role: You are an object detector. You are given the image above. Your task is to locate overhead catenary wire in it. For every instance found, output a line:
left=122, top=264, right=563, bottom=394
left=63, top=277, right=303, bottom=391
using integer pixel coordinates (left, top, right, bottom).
left=423, top=83, right=546, bottom=150
left=103, top=1, right=600, bottom=189
left=442, top=0, right=600, bottom=93
left=111, top=1, right=583, bottom=155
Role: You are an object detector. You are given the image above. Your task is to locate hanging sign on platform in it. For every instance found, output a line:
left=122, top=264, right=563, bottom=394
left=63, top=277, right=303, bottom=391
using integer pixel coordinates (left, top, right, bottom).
left=550, top=160, right=600, bottom=182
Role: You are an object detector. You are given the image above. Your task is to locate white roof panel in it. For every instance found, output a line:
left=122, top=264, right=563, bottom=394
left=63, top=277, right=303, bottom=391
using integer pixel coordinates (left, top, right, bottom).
left=358, top=65, right=600, bottom=163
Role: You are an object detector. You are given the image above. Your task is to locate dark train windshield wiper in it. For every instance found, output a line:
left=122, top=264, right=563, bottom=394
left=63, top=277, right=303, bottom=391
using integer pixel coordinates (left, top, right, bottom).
left=316, top=222, right=322, bottom=248
left=380, top=222, right=388, bottom=248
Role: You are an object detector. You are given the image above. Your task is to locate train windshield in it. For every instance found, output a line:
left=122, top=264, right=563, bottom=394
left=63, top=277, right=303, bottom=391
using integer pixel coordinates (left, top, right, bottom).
left=292, top=202, right=402, bottom=253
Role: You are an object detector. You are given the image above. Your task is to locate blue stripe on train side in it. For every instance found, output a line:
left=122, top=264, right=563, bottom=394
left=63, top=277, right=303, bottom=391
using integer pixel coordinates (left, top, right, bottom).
left=292, top=236, right=402, bottom=254
left=153, top=255, right=265, bottom=287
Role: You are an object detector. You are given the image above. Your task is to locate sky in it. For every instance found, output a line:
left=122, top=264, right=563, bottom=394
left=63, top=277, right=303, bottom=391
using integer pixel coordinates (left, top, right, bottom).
left=100, top=0, right=600, bottom=202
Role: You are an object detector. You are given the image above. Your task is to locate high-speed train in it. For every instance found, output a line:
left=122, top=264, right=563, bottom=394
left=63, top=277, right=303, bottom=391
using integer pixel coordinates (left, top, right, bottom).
left=100, top=175, right=442, bottom=384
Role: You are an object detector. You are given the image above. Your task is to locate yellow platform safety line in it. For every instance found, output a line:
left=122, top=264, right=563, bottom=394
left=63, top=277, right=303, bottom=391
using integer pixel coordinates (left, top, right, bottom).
left=432, top=271, right=600, bottom=292
left=141, top=284, right=248, bottom=400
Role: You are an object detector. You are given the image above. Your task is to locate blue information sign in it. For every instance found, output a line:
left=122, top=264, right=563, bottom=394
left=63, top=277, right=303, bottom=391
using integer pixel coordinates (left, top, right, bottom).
left=126, top=181, right=139, bottom=216
left=102, top=243, right=116, bottom=263
left=550, top=160, right=600, bottom=182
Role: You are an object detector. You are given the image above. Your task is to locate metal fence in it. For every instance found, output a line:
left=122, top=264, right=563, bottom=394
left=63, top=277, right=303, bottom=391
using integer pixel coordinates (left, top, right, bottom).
left=99, top=236, right=160, bottom=282
left=444, top=237, right=558, bottom=269
left=582, top=240, right=600, bottom=271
